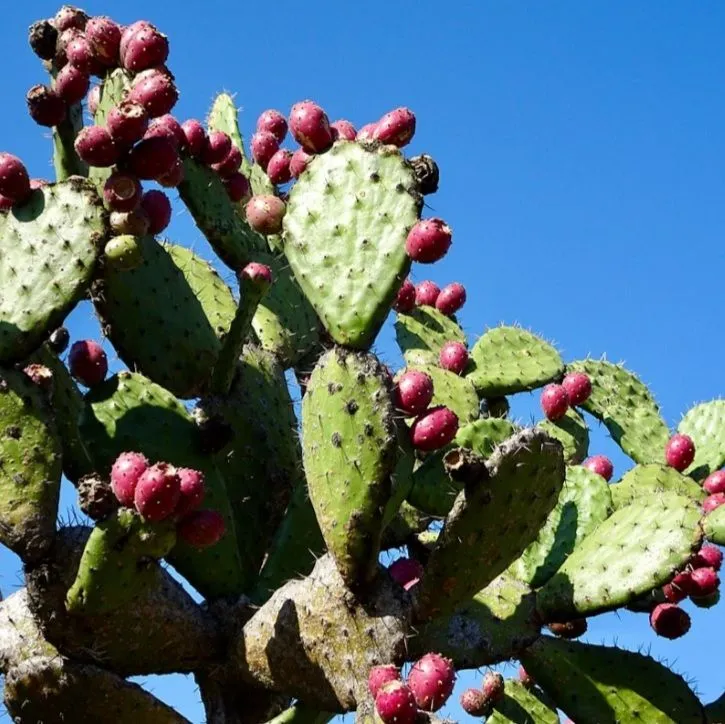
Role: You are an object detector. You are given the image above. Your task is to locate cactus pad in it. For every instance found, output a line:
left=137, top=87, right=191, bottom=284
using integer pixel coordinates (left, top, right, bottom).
left=703, top=505, right=725, bottom=545
left=403, top=364, right=479, bottom=423
left=537, top=408, right=589, bottom=464
left=283, top=141, right=420, bottom=348
left=395, top=306, right=466, bottom=366
left=678, top=399, right=725, bottom=480
left=488, top=680, right=559, bottom=724
left=610, top=463, right=705, bottom=509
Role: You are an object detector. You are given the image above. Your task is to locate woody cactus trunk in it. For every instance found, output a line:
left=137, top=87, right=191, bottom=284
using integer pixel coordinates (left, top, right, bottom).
left=0, top=5, right=722, bottom=723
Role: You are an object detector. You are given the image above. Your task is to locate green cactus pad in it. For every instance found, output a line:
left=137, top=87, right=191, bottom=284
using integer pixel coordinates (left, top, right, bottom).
left=416, top=428, right=565, bottom=620
left=0, top=178, right=106, bottom=363
left=411, top=571, right=540, bottom=668
left=301, top=347, right=397, bottom=588
left=678, top=399, right=725, bottom=480
left=537, top=408, right=589, bottom=464
left=0, top=367, right=62, bottom=562
left=705, top=693, right=725, bottom=723
left=567, top=359, right=670, bottom=464
left=283, top=141, right=420, bottom=348
left=703, top=505, right=725, bottom=545
left=467, top=326, right=564, bottom=397
left=403, top=364, right=479, bottom=423
left=520, top=637, right=705, bottom=724
left=510, top=465, right=613, bottom=588
left=78, top=372, right=245, bottom=598
left=65, top=508, right=176, bottom=614
left=382, top=421, right=416, bottom=529
left=53, top=101, right=87, bottom=181
left=395, top=306, right=467, bottom=366
left=488, top=680, right=559, bottom=724
left=610, top=463, right=705, bottom=509
left=536, top=493, right=703, bottom=622
left=91, top=238, right=237, bottom=399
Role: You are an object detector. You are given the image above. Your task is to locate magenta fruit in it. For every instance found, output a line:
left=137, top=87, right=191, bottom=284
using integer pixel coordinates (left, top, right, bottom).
left=562, top=372, right=592, bottom=406
left=174, top=468, right=206, bottom=518
left=256, top=109, right=288, bottom=143
left=662, top=581, right=687, bottom=604
left=439, top=341, right=468, bottom=375
left=241, top=262, right=273, bottom=290
left=110, top=452, right=150, bottom=507
left=540, top=383, right=570, bottom=421
left=289, top=148, right=312, bottom=178
left=368, top=665, right=401, bottom=699
left=64, top=34, right=94, bottom=71
left=407, top=652, right=456, bottom=711
left=85, top=16, right=121, bottom=66
left=481, top=671, right=505, bottom=703
left=140, top=190, right=172, bottom=235
left=245, top=195, right=286, bottom=235
left=703, top=493, right=725, bottom=513
left=410, top=406, right=459, bottom=452
left=415, top=281, right=441, bottom=307
left=266, top=149, right=293, bottom=185
left=251, top=131, right=280, bottom=171
left=68, top=340, right=108, bottom=387
left=212, top=145, right=243, bottom=178
left=177, top=510, right=226, bottom=548
left=435, top=282, right=466, bottom=316
left=224, top=173, right=251, bottom=203
left=156, top=158, right=185, bottom=188
left=582, top=454, right=614, bottom=482
left=180, top=119, right=207, bottom=158
left=144, top=113, right=186, bottom=149
left=405, top=218, right=452, bottom=263
left=649, top=602, right=690, bottom=639
left=394, top=370, right=434, bottom=416
left=394, top=279, right=416, bottom=313
left=74, top=125, right=119, bottom=167
left=119, top=21, right=153, bottom=60
left=289, top=100, right=334, bottom=153
left=102, top=172, right=142, bottom=212
left=387, top=557, right=423, bottom=591
left=0, top=153, right=31, bottom=203
left=87, top=84, right=101, bottom=115
left=54, top=5, right=88, bottom=32
left=107, top=100, right=150, bottom=145
left=356, top=122, right=378, bottom=141
left=374, top=681, right=417, bottom=724
left=460, top=689, right=489, bottom=717
left=374, top=107, right=416, bottom=147
left=134, top=463, right=181, bottom=522
left=518, top=665, right=534, bottom=689
left=26, top=85, right=67, bottom=127
left=670, top=570, right=695, bottom=596
left=128, top=137, right=179, bottom=180
left=703, top=470, right=725, bottom=495
left=330, top=119, right=357, bottom=141
left=121, top=22, right=169, bottom=72
left=128, top=69, right=178, bottom=118
left=201, top=131, right=232, bottom=166
left=691, top=544, right=723, bottom=571
left=665, top=434, right=695, bottom=471
left=688, top=567, right=719, bottom=597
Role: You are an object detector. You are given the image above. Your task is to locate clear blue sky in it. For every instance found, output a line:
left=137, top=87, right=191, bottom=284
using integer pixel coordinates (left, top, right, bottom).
left=0, top=1, right=723, bottom=721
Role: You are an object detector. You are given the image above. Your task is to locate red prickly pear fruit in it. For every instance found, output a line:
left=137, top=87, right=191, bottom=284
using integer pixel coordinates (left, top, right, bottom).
left=374, top=681, right=417, bottom=724
left=110, top=208, right=150, bottom=237
left=144, top=114, right=186, bottom=149
left=251, top=131, right=280, bottom=171
left=387, top=557, right=423, bottom=591
left=180, top=119, right=207, bottom=158
left=128, top=137, right=179, bottom=181
left=435, top=283, right=466, bottom=316
left=691, top=590, right=720, bottom=608
left=85, top=17, right=121, bottom=66
left=241, top=262, right=273, bottom=291
left=662, top=581, right=687, bottom=604
left=174, top=468, right=205, bottom=518
left=121, top=23, right=169, bottom=72
left=547, top=618, right=588, bottom=639
left=87, top=85, right=101, bottom=115
left=140, top=190, right=172, bottom=235
left=374, top=107, right=416, bottom=147
left=649, top=602, right=690, bottom=639
left=562, top=372, right=592, bottom=406
left=224, top=173, right=251, bottom=203
left=688, top=567, right=719, bottom=597
left=368, top=665, right=401, bottom=699
left=405, top=218, right=452, bottom=263
left=110, top=452, right=150, bottom=507
left=330, top=119, right=357, bottom=141
left=256, top=109, right=288, bottom=143
left=439, top=341, right=469, bottom=375
left=518, top=665, right=534, bottom=689
left=0, top=195, right=13, bottom=212
left=245, top=195, right=286, bottom=235
left=460, top=689, right=489, bottom=717
left=394, top=370, right=434, bottom=416
left=415, top=281, right=441, bottom=307
left=128, top=69, right=178, bottom=118
left=68, top=340, right=107, bottom=387
left=356, top=122, right=378, bottom=142
left=212, top=145, right=243, bottom=178
left=64, top=34, right=95, bottom=72
left=103, top=172, right=142, bottom=212
left=0, top=153, right=31, bottom=203
left=394, top=279, right=416, bottom=313
left=54, top=27, right=83, bottom=69
left=665, top=434, right=695, bottom=471
left=411, top=406, right=459, bottom=452
left=156, top=159, right=185, bottom=188
left=74, top=125, right=119, bottom=167
left=481, top=671, right=505, bottom=703
left=540, top=383, right=570, bottom=422
left=691, top=544, right=723, bottom=571
left=289, top=100, right=334, bottom=153
left=54, top=6, right=89, bottom=32
left=134, top=463, right=181, bottom=522
left=107, top=101, right=149, bottom=145
left=266, top=149, right=293, bottom=185
left=177, top=509, right=226, bottom=548
left=119, top=21, right=153, bottom=59
left=407, top=652, right=456, bottom=711
left=670, top=570, right=695, bottom=596
left=704, top=470, right=725, bottom=495
left=26, top=85, right=67, bottom=127
left=703, top=493, right=725, bottom=513
left=582, top=454, right=614, bottom=482
left=289, top=148, right=312, bottom=178
left=201, top=131, right=232, bottom=166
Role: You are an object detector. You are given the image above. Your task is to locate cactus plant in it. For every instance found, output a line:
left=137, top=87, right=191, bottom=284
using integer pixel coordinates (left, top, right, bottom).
left=0, top=7, right=720, bottom=723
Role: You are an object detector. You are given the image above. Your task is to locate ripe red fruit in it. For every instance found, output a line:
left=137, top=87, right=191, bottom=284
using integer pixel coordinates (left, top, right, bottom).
left=703, top=470, right=725, bottom=495
left=64, top=34, right=94, bottom=72
left=289, top=148, right=312, bottom=178
left=374, top=108, right=416, bottom=147
left=201, top=131, right=232, bottom=166
left=540, top=383, right=570, bottom=421
left=140, top=190, right=172, bottom=235
left=251, top=131, right=280, bottom=171
left=121, top=23, right=169, bottom=72
left=289, top=100, right=334, bottom=153
left=128, top=69, right=178, bottom=118
left=670, top=570, right=695, bottom=596
left=368, top=665, right=401, bottom=699
left=665, top=434, right=695, bottom=472
left=405, top=218, right=452, bottom=263
left=439, top=341, right=468, bottom=375
left=119, top=21, right=153, bottom=60
left=435, top=283, right=466, bottom=316
left=156, top=159, right=185, bottom=188
left=375, top=681, right=417, bottom=724
left=407, top=652, right=456, bottom=711
left=177, top=509, right=226, bottom=548
left=85, top=16, right=121, bottom=66
left=691, top=544, right=723, bottom=571
left=582, top=454, right=614, bottom=482
left=388, top=557, right=423, bottom=591
left=26, top=85, right=67, bottom=127
left=224, top=173, right=251, bottom=203
left=54, top=6, right=88, bottom=32
left=460, top=689, right=488, bottom=717
left=703, top=493, right=725, bottom=513
left=394, top=370, right=434, bottom=416
left=110, top=452, right=150, bottom=507
left=356, top=123, right=378, bottom=141
left=662, top=581, right=687, bottom=604
left=562, top=372, right=592, bottom=406
left=415, top=281, right=440, bottom=307
left=107, top=101, right=150, bottom=145
left=74, top=125, right=119, bottom=167
left=518, top=665, right=534, bottom=689
left=0, top=153, right=31, bottom=203
left=212, top=146, right=243, bottom=178
left=134, top=463, right=181, bottom=522
left=68, top=340, right=108, bottom=387
left=481, top=671, right=505, bottom=703
left=330, top=119, right=357, bottom=141
left=689, top=567, right=719, bottom=597
left=128, top=137, right=179, bottom=181
left=180, top=119, right=207, bottom=158
left=266, top=149, right=293, bottom=185
left=144, top=114, right=186, bottom=149
left=53, top=63, right=90, bottom=104
left=245, top=195, right=286, bottom=235
left=103, top=172, right=142, bottom=212
left=174, top=468, right=205, bottom=518
left=649, top=602, right=691, bottom=639
left=256, top=109, right=288, bottom=143
left=394, top=279, right=416, bottom=313
left=410, top=406, right=459, bottom=452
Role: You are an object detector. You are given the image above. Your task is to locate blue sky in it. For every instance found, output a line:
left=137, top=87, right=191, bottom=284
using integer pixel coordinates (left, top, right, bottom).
left=0, top=1, right=723, bottom=721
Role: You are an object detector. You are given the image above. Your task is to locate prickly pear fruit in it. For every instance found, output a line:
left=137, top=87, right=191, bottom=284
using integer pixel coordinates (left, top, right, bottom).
left=388, top=557, right=423, bottom=591
left=548, top=618, right=588, bottom=639
left=662, top=581, right=687, bottom=603
left=582, top=454, right=614, bottom=482
left=110, top=208, right=150, bottom=237
left=68, top=340, right=108, bottom=387
left=104, top=235, right=144, bottom=271
left=649, top=602, right=690, bottom=639
left=703, top=493, right=725, bottom=513
left=375, top=681, right=417, bottom=724
left=289, top=147, right=312, bottom=178
left=665, top=434, right=695, bottom=471
left=540, top=383, right=570, bottom=422
left=330, top=119, right=357, bottom=140
left=110, top=452, right=150, bottom=507
left=688, top=567, right=719, bottom=597
left=266, top=149, right=293, bottom=184
left=411, top=406, right=459, bottom=451
left=128, top=69, right=178, bottom=117
left=26, top=85, right=67, bottom=127
left=181, top=119, right=207, bottom=158
left=481, top=671, right=505, bottom=704
left=703, top=470, right=725, bottom=495
left=245, top=195, right=286, bottom=235
left=177, top=509, right=225, bottom=548
left=415, top=281, right=441, bottom=307
left=64, top=33, right=94, bottom=71
left=692, top=544, right=723, bottom=571
left=435, top=282, right=466, bottom=316
left=368, top=665, right=401, bottom=698
left=210, top=145, right=242, bottom=178
left=134, top=463, right=181, bottom=522
left=394, top=370, right=434, bottom=416
left=460, top=689, right=489, bottom=717
left=405, top=218, right=452, bottom=263
left=128, top=137, right=179, bottom=180
left=54, top=5, right=88, bottom=32
left=74, top=125, right=119, bottom=167
left=140, top=189, right=172, bottom=234
left=439, top=341, right=468, bottom=375
left=144, top=114, right=186, bottom=149
left=374, top=107, right=416, bottom=147
left=84, top=16, right=121, bottom=66
left=121, top=22, right=169, bottom=72
left=251, top=131, right=280, bottom=171
left=201, top=131, right=232, bottom=165
left=53, top=63, right=90, bottom=104
left=107, top=101, right=150, bottom=145
left=224, top=172, right=251, bottom=203
left=241, top=262, right=273, bottom=290
left=257, top=109, right=288, bottom=143
left=103, top=172, right=142, bottom=212
left=289, top=100, right=333, bottom=153
left=156, top=159, right=184, bottom=188
left=394, top=279, right=416, bottom=313
left=174, top=468, right=205, bottom=518
left=48, top=327, right=70, bottom=354
left=407, top=652, right=455, bottom=711
left=562, top=371, right=592, bottom=405
left=356, top=122, right=378, bottom=141
left=0, top=153, right=31, bottom=202
left=691, top=590, right=720, bottom=608
left=518, top=665, right=534, bottom=689
left=88, top=85, right=101, bottom=115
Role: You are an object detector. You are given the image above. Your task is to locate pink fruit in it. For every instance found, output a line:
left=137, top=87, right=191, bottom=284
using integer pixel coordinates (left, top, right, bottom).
left=141, top=190, right=172, bottom=235
left=201, top=131, right=232, bottom=166
left=180, top=119, right=207, bottom=158
left=289, top=100, right=334, bottom=153
left=481, top=671, right=504, bottom=703
left=460, top=689, right=488, bottom=717
left=128, top=69, right=178, bottom=118
left=394, top=370, right=434, bottom=416
left=107, top=101, right=149, bottom=145
left=266, top=149, right=293, bottom=185
left=156, top=158, right=185, bottom=188
left=375, top=681, right=417, bottom=724
left=144, top=114, right=186, bottom=149
left=174, top=468, right=205, bottom=517
left=670, top=570, right=695, bottom=596
left=212, top=145, right=243, bottom=178
left=119, top=21, right=153, bottom=60
left=68, top=340, right=107, bottom=387
left=692, top=544, right=723, bottom=571
left=64, top=34, right=94, bottom=71
left=518, top=665, right=534, bottom=689
left=121, top=23, right=169, bottom=72
left=241, top=262, right=273, bottom=290
left=374, top=107, right=416, bottom=147
left=388, top=557, right=423, bottom=591
left=256, top=109, right=288, bottom=143
left=562, top=372, right=592, bottom=406
left=177, top=509, right=225, bottom=548
left=85, top=16, right=121, bottom=66
left=703, top=493, right=725, bottom=513
left=540, top=384, right=570, bottom=422
left=356, top=122, right=378, bottom=141
left=415, top=281, right=440, bottom=307
left=224, top=173, right=251, bottom=203
left=330, top=119, right=357, bottom=141
left=368, top=665, right=401, bottom=698
left=407, top=652, right=455, bottom=711
left=26, top=85, right=67, bottom=127
left=251, top=131, right=280, bottom=171
left=689, top=567, right=719, bottom=597
left=0, top=153, right=31, bottom=203
left=665, top=434, right=695, bottom=471
left=435, top=283, right=466, bottom=316
left=289, top=148, right=312, bottom=179
left=582, top=454, right=614, bottom=482
left=394, top=279, right=416, bottom=313
left=54, top=6, right=88, bottom=32
left=703, top=470, right=725, bottom=495
left=103, top=172, right=142, bottom=212
left=88, top=85, right=101, bottom=115
left=245, top=195, right=286, bottom=235
left=439, top=341, right=468, bottom=375
left=74, top=125, right=118, bottom=167
left=649, top=602, right=690, bottom=639
left=110, top=452, right=150, bottom=507
left=405, top=218, right=452, bottom=263
left=134, top=463, right=181, bottom=522
left=662, top=582, right=687, bottom=603
left=128, top=137, right=179, bottom=180
left=410, top=407, right=459, bottom=452
left=55, top=27, right=84, bottom=68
